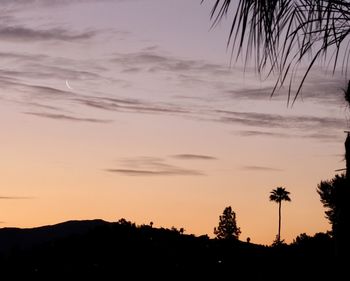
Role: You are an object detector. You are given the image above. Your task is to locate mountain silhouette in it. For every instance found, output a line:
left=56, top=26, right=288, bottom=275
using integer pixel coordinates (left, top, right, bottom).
left=0, top=219, right=108, bottom=255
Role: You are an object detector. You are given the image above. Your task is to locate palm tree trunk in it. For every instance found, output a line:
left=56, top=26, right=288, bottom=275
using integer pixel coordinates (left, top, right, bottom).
left=278, top=201, right=282, bottom=243
left=340, top=132, right=350, bottom=256
left=346, top=133, right=349, bottom=179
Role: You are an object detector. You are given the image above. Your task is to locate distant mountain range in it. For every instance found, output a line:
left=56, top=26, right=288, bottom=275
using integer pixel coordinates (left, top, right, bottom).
left=0, top=219, right=108, bottom=255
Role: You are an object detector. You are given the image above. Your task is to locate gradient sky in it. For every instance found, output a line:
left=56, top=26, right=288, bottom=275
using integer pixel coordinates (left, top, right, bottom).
left=0, top=0, right=349, bottom=244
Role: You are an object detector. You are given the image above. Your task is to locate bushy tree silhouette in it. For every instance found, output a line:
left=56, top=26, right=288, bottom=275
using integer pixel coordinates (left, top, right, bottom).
left=317, top=173, right=350, bottom=255
left=269, top=187, right=291, bottom=244
left=317, top=174, right=346, bottom=232
left=214, top=206, right=241, bottom=240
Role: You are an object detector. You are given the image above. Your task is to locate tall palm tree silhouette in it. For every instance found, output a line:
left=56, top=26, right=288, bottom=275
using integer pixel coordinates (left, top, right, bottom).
left=269, top=187, right=291, bottom=243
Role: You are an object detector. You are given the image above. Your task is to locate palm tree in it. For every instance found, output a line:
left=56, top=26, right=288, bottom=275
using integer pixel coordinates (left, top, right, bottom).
left=203, top=0, right=350, bottom=104
left=269, top=187, right=291, bottom=243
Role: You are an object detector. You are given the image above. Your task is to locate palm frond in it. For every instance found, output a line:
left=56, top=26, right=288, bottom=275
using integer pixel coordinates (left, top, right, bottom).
left=270, top=186, right=292, bottom=202
left=203, top=0, right=350, bottom=104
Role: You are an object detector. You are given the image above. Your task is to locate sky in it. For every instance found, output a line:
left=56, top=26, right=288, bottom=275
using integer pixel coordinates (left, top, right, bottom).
left=0, top=0, right=349, bottom=245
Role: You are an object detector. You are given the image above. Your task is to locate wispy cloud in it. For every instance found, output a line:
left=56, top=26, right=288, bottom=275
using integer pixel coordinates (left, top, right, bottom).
left=106, top=168, right=203, bottom=176
left=0, top=70, right=190, bottom=121
left=18, top=101, right=62, bottom=111
left=217, top=110, right=345, bottom=130
left=0, top=196, right=34, bottom=199
left=0, top=0, right=117, bottom=6
left=0, top=79, right=78, bottom=111
left=306, top=132, right=344, bottom=141
left=24, top=84, right=73, bottom=97
left=292, top=71, right=346, bottom=105
left=241, top=166, right=283, bottom=172
left=0, top=53, right=105, bottom=83
left=225, top=87, right=276, bottom=101
left=0, top=51, right=47, bottom=61
left=172, top=154, right=217, bottom=160
left=112, top=50, right=231, bottom=76
left=0, top=25, right=95, bottom=42
left=76, top=96, right=190, bottom=115
left=24, top=112, right=112, bottom=123
left=236, top=129, right=344, bottom=142
left=106, top=157, right=204, bottom=176
left=237, top=130, right=289, bottom=138
left=112, top=49, right=346, bottom=110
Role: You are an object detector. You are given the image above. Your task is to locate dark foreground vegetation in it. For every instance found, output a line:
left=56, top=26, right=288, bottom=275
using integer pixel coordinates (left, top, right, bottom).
left=0, top=219, right=342, bottom=280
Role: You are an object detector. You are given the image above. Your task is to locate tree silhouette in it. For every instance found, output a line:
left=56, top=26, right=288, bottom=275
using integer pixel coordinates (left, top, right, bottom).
left=203, top=0, right=350, bottom=103
left=317, top=174, right=346, bottom=232
left=269, top=187, right=291, bottom=244
left=317, top=173, right=350, bottom=255
left=214, top=206, right=241, bottom=240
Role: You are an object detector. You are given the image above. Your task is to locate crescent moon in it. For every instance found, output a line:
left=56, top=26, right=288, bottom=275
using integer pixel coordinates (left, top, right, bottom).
left=65, top=80, right=73, bottom=90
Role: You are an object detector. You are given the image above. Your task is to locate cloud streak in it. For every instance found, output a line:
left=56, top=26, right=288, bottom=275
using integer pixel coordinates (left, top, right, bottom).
left=241, top=166, right=283, bottom=172
left=106, top=168, right=203, bottom=176
left=0, top=196, right=34, bottom=199
left=106, top=157, right=204, bottom=176
left=0, top=0, right=116, bottom=6
left=225, top=87, right=276, bottom=101
left=237, top=130, right=289, bottom=138
left=236, top=129, right=344, bottom=142
left=0, top=25, right=95, bottom=42
left=172, top=154, right=217, bottom=160
left=76, top=96, right=189, bottom=115
left=24, top=112, right=112, bottom=123
left=0, top=51, right=47, bottom=61
left=112, top=50, right=231, bottom=77
left=217, top=110, right=345, bottom=130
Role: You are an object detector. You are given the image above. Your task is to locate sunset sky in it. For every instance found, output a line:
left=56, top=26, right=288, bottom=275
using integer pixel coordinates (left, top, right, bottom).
left=0, top=0, right=349, bottom=244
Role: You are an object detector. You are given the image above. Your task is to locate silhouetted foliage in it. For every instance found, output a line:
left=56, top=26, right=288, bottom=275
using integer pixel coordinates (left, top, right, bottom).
left=117, top=218, right=136, bottom=228
left=293, top=232, right=332, bottom=246
left=293, top=233, right=310, bottom=245
left=292, top=232, right=334, bottom=257
left=317, top=173, right=350, bottom=255
left=269, top=187, right=291, bottom=244
left=214, top=206, right=241, bottom=240
left=170, top=226, right=182, bottom=234
left=317, top=174, right=346, bottom=234
left=271, top=235, right=286, bottom=247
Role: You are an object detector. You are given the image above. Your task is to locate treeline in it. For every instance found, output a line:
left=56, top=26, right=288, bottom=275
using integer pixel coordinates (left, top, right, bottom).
left=0, top=218, right=340, bottom=279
